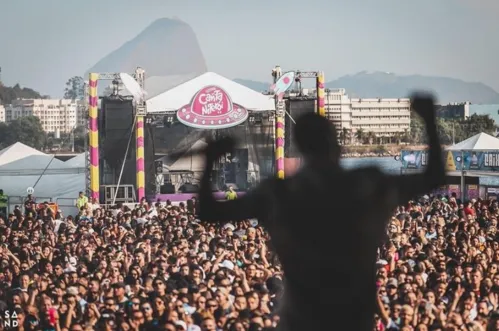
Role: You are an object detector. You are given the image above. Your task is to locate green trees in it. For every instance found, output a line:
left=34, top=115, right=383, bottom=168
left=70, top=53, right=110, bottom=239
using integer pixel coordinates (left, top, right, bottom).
left=63, top=76, right=85, bottom=99
left=0, top=83, right=46, bottom=105
left=410, top=113, right=497, bottom=145
left=0, top=116, right=46, bottom=150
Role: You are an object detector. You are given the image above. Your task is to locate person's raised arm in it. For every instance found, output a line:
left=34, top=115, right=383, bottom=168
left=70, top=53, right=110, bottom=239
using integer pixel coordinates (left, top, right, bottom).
left=197, top=138, right=266, bottom=223
left=389, top=94, right=446, bottom=205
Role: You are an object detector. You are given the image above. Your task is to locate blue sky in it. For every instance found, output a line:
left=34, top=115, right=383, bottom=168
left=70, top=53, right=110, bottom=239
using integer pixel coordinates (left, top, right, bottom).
left=1, top=0, right=498, bottom=97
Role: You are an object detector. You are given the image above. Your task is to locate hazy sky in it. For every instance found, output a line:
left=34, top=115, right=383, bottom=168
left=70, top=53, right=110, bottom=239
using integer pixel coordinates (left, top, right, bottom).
left=1, top=0, right=498, bottom=97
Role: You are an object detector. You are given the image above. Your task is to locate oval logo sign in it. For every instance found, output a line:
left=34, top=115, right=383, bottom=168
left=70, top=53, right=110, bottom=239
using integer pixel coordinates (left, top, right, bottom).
left=273, top=71, right=295, bottom=95
left=176, top=86, right=248, bottom=129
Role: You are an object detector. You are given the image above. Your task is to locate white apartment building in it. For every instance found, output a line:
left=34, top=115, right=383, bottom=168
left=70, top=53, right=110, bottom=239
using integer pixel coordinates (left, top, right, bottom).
left=324, top=89, right=411, bottom=138
left=0, top=105, right=5, bottom=122
left=5, top=99, right=85, bottom=133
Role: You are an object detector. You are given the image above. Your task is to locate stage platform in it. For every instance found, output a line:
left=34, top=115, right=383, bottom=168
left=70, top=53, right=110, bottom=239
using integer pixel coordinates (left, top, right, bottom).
left=150, top=191, right=246, bottom=202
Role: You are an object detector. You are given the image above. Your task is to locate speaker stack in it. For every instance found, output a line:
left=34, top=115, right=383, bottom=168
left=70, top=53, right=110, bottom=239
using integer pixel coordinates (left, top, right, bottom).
left=284, top=99, right=315, bottom=175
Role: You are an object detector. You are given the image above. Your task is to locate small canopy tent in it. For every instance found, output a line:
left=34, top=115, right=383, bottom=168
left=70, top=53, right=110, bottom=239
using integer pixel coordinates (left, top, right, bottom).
left=446, top=132, right=499, bottom=179
left=146, top=72, right=275, bottom=112
left=447, top=132, right=499, bottom=151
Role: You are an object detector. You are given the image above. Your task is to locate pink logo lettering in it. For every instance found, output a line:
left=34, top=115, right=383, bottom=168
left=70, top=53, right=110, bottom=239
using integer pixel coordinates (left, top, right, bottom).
left=191, top=87, right=231, bottom=117
left=176, top=85, right=249, bottom=130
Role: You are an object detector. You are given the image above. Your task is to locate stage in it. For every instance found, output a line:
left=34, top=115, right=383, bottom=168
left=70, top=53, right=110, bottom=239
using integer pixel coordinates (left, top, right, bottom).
left=150, top=191, right=246, bottom=202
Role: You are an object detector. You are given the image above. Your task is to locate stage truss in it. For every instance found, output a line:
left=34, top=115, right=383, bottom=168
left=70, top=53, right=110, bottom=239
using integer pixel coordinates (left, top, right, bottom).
left=272, top=69, right=325, bottom=179
left=83, top=69, right=146, bottom=201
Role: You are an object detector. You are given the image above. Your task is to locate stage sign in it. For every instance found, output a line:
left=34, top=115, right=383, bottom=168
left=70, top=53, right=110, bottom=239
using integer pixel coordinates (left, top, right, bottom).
left=400, top=150, right=460, bottom=171
left=176, top=85, right=248, bottom=129
left=462, top=151, right=499, bottom=172
left=272, top=71, right=295, bottom=95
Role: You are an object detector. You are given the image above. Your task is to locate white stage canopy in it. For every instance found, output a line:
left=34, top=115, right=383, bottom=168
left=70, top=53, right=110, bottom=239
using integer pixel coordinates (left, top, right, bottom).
left=146, top=72, right=275, bottom=113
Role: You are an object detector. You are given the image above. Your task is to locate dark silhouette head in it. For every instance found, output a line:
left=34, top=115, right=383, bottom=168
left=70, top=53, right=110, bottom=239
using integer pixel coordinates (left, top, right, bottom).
left=294, top=112, right=340, bottom=164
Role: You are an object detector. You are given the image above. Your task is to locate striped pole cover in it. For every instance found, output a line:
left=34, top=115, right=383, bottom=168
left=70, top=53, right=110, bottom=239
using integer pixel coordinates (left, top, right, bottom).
left=88, top=73, right=99, bottom=200
left=275, top=94, right=285, bottom=179
left=136, top=116, right=145, bottom=200
left=316, top=72, right=326, bottom=117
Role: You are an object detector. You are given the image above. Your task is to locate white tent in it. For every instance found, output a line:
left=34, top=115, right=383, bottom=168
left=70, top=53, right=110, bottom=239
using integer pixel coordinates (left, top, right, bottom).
left=445, top=133, right=499, bottom=179
left=64, top=152, right=87, bottom=167
left=0, top=144, right=85, bottom=216
left=0, top=142, right=46, bottom=166
left=447, top=132, right=499, bottom=151
left=146, top=72, right=275, bottom=113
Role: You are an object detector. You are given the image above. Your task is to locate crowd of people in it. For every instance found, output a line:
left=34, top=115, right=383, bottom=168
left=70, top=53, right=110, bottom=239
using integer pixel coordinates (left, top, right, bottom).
left=1, top=191, right=499, bottom=330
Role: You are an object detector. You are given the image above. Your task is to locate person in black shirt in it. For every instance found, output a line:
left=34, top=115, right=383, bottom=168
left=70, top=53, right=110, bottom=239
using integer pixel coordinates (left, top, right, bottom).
left=24, top=195, right=36, bottom=218
left=197, top=94, right=446, bottom=331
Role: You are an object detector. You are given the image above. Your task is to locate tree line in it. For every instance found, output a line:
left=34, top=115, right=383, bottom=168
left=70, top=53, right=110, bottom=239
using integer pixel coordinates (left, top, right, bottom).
left=337, top=113, right=497, bottom=146
left=0, top=116, right=86, bottom=152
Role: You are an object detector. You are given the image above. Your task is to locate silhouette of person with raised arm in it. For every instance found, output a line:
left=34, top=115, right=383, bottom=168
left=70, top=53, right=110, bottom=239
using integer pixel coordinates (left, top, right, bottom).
left=197, top=93, right=445, bottom=331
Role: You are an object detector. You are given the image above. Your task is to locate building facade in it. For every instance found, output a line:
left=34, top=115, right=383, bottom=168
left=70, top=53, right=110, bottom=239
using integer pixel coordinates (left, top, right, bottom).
left=324, top=89, right=411, bottom=142
left=0, top=105, right=5, bottom=122
left=437, top=102, right=470, bottom=119
left=5, top=99, right=85, bottom=133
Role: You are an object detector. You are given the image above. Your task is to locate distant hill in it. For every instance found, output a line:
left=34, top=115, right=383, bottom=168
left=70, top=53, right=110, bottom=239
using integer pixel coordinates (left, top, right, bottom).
left=0, top=83, right=46, bottom=105
left=85, top=18, right=207, bottom=80
left=234, top=71, right=499, bottom=104
left=326, top=71, right=499, bottom=104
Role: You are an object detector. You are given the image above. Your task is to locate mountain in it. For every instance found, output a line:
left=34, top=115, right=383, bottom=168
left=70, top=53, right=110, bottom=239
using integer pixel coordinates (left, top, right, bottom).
left=326, top=71, right=499, bottom=104
left=233, top=79, right=270, bottom=93
left=85, top=18, right=207, bottom=80
left=234, top=71, right=499, bottom=104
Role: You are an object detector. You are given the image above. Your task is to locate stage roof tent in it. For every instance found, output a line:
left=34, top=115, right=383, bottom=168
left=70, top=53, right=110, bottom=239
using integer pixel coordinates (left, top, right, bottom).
left=146, top=72, right=275, bottom=113
left=447, top=132, right=499, bottom=151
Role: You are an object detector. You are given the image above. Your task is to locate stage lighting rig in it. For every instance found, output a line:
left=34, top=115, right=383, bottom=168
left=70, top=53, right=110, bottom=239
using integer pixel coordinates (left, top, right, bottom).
left=163, top=113, right=178, bottom=127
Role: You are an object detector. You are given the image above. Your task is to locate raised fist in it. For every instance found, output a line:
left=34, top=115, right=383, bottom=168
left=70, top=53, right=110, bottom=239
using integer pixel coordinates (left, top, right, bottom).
left=410, top=92, right=436, bottom=123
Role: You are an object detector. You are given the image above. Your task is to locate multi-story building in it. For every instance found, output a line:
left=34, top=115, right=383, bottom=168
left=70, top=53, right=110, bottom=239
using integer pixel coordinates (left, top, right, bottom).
left=281, top=88, right=411, bottom=142
left=5, top=99, right=85, bottom=133
left=324, top=89, right=411, bottom=142
left=0, top=105, right=5, bottom=122
left=437, top=102, right=470, bottom=119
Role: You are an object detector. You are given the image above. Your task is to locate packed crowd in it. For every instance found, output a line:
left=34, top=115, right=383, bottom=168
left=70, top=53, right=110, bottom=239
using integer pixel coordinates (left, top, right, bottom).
left=376, top=193, right=499, bottom=331
left=0, top=193, right=283, bottom=331
left=1, top=191, right=499, bottom=330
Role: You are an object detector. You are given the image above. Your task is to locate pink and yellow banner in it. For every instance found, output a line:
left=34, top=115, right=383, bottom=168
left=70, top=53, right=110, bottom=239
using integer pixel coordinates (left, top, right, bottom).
left=136, top=117, right=145, bottom=200
left=88, top=73, right=99, bottom=200
left=316, top=72, right=325, bottom=117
